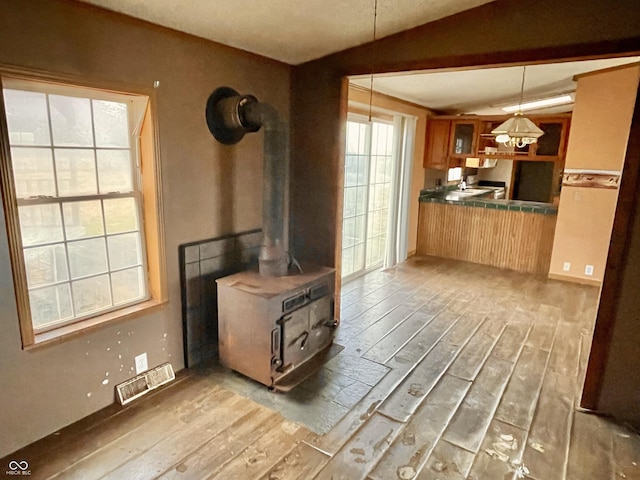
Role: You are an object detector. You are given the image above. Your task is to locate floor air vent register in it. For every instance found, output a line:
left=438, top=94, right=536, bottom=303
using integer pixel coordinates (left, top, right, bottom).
left=115, top=363, right=175, bottom=405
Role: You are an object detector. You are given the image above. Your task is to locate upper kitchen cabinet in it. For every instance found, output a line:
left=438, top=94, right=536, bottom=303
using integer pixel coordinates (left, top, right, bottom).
left=478, top=115, right=570, bottom=161
left=533, top=118, right=570, bottom=158
left=478, top=120, right=530, bottom=158
left=424, top=114, right=571, bottom=166
left=424, top=118, right=451, bottom=170
left=450, top=120, right=479, bottom=158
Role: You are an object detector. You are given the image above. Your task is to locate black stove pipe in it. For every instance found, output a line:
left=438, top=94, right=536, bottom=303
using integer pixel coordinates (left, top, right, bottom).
left=206, top=87, right=289, bottom=277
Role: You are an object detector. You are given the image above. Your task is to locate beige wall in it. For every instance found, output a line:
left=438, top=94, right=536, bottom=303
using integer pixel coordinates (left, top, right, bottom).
left=347, top=85, right=431, bottom=255
left=0, top=0, right=290, bottom=457
left=549, top=65, right=640, bottom=283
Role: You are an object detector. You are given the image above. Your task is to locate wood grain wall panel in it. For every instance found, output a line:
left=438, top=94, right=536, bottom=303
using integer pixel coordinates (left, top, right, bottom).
left=416, top=203, right=556, bottom=275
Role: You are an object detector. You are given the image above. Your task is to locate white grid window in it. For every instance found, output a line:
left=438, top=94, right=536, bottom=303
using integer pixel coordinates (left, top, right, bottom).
left=342, top=119, right=394, bottom=280
left=3, top=80, right=149, bottom=332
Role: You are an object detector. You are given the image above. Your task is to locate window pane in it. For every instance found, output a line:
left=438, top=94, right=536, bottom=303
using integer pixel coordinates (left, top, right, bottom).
left=30, top=284, right=73, bottom=328
left=18, top=204, right=64, bottom=247
left=343, top=186, right=356, bottom=218
left=346, top=122, right=360, bottom=154
left=356, top=186, right=367, bottom=216
left=68, top=237, right=108, bottom=279
left=372, top=124, right=386, bottom=155
left=55, top=149, right=97, bottom=196
left=4, top=89, right=51, bottom=146
left=385, top=155, right=393, bottom=181
left=93, top=100, right=130, bottom=148
left=104, top=197, right=139, bottom=234
left=375, top=156, right=386, bottom=183
left=365, top=239, right=373, bottom=267
left=371, top=209, right=383, bottom=236
left=342, top=217, right=355, bottom=248
left=108, top=233, right=142, bottom=270
left=341, top=247, right=354, bottom=278
left=24, top=244, right=68, bottom=288
left=369, top=156, right=377, bottom=185
left=344, top=155, right=358, bottom=187
left=353, top=243, right=364, bottom=272
left=49, top=94, right=93, bottom=147
left=354, top=215, right=366, bottom=244
left=97, top=149, right=133, bottom=193
left=382, top=183, right=390, bottom=207
left=72, top=274, right=111, bottom=316
left=10, top=147, right=56, bottom=198
left=358, top=124, right=367, bottom=153
left=111, top=267, right=144, bottom=305
left=380, top=209, right=389, bottom=237
left=368, top=236, right=381, bottom=266
left=357, top=156, right=367, bottom=185
left=374, top=184, right=385, bottom=210
left=62, top=200, right=104, bottom=240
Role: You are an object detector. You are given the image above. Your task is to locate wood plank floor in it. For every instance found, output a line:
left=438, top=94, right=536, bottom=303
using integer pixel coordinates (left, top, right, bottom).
left=4, top=256, right=640, bottom=480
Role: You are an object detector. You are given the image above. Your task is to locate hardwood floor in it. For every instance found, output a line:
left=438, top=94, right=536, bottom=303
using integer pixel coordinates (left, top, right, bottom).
left=4, top=256, right=640, bottom=480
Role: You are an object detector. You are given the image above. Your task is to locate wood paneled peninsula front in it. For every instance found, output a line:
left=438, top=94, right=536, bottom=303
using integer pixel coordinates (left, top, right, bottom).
left=417, top=189, right=557, bottom=275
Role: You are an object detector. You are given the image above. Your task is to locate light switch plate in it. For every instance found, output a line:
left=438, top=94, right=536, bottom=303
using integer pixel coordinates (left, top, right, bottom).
left=135, top=353, right=148, bottom=374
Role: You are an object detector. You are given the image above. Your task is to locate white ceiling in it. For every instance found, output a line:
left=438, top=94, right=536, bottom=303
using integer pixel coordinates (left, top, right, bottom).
left=77, top=0, right=496, bottom=65
left=350, top=57, right=640, bottom=115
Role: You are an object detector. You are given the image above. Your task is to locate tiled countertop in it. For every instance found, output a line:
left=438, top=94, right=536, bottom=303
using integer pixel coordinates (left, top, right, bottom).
left=419, top=188, right=558, bottom=214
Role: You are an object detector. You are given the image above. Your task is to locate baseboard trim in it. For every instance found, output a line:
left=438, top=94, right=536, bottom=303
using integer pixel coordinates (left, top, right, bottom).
left=548, top=272, right=602, bottom=287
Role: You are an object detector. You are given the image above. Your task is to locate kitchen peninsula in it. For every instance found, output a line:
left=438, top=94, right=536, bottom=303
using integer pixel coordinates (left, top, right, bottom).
left=417, top=187, right=557, bottom=275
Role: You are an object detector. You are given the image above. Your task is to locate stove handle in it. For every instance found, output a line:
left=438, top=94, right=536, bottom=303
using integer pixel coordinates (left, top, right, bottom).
left=311, top=318, right=338, bottom=330
left=288, top=331, right=309, bottom=351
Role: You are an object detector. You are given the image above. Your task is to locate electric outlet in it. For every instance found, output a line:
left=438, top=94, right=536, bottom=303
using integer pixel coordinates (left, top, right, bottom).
left=135, top=353, right=148, bottom=374
left=585, top=265, right=594, bottom=276
left=574, top=191, right=583, bottom=202
left=563, top=262, right=571, bottom=272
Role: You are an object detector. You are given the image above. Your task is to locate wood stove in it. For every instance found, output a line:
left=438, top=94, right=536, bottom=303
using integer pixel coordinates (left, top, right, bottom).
left=205, top=87, right=337, bottom=390
left=216, top=265, right=335, bottom=390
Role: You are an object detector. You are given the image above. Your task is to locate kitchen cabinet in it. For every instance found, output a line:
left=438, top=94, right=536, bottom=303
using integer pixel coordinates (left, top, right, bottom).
left=534, top=119, right=570, bottom=158
left=417, top=201, right=557, bottom=275
left=476, top=116, right=569, bottom=161
left=450, top=120, right=478, bottom=157
left=477, top=120, right=530, bottom=158
left=424, top=114, right=570, bottom=173
left=424, top=118, right=451, bottom=170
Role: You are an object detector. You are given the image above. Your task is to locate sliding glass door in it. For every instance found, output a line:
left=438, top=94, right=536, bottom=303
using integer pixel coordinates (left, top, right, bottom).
left=341, top=118, right=395, bottom=280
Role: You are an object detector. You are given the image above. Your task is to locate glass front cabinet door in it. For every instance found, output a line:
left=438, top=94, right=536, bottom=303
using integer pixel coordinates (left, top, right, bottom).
left=450, top=120, right=478, bottom=157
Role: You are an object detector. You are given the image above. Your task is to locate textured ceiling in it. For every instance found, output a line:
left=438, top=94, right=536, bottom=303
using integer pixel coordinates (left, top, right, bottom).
left=350, top=57, right=640, bottom=115
left=77, top=0, right=496, bottom=64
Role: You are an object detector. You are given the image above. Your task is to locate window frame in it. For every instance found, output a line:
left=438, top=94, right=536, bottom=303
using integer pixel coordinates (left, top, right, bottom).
left=0, top=69, right=167, bottom=348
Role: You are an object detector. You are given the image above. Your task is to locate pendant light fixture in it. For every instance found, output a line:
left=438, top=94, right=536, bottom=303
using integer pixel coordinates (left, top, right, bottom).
left=491, top=66, right=544, bottom=148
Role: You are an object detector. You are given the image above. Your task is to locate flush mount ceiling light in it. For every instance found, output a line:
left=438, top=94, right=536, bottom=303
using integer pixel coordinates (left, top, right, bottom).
left=501, top=93, right=574, bottom=113
left=492, top=66, right=545, bottom=148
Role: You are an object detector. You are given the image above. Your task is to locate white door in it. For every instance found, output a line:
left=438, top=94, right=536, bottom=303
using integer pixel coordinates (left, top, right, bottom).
left=341, top=118, right=395, bottom=280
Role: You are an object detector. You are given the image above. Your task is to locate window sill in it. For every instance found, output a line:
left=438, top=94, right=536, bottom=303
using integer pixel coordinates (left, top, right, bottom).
left=25, top=299, right=168, bottom=350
